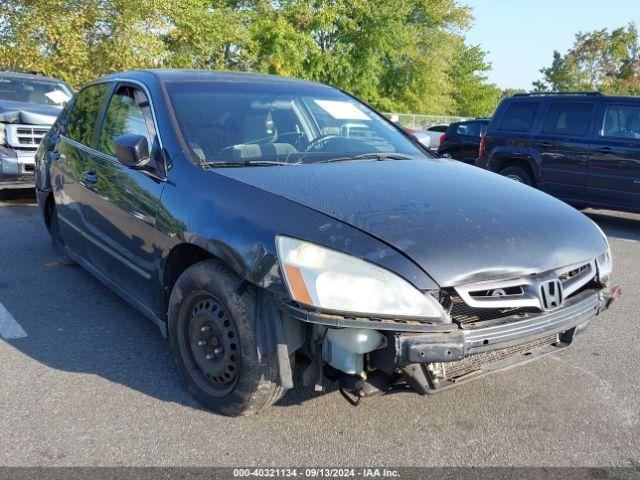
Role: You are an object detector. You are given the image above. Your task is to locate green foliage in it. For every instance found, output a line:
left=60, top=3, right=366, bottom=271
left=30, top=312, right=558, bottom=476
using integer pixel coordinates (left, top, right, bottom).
left=0, top=0, right=501, bottom=115
left=534, top=23, right=640, bottom=95
left=448, top=41, right=502, bottom=117
left=500, top=88, right=528, bottom=99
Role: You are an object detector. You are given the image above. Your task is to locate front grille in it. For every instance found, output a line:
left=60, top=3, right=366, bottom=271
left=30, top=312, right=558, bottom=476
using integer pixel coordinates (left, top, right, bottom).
left=560, top=264, right=589, bottom=282
left=438, top=334, right=558, bottom=381
left=6, top=124, right=49, bottom=149
left=448, top=293, right=536, bottom=324
left=22, top=164, right=35, bottom=173
left=449, top=260, right=597, bottom=325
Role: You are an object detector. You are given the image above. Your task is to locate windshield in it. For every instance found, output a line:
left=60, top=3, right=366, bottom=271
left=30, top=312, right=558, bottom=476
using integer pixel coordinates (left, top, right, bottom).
left=0, top=77, right=73, bottom=107
left=166, top=80, right=426, bottom=166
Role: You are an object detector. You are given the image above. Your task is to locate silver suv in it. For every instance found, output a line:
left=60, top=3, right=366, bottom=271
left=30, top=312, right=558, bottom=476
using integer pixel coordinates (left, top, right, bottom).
left=0, top=71, right=72, bottom=190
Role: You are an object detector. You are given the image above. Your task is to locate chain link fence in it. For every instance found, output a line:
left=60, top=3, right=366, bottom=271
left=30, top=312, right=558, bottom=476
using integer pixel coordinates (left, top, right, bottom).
left=383, top=112, right=469, bottom=130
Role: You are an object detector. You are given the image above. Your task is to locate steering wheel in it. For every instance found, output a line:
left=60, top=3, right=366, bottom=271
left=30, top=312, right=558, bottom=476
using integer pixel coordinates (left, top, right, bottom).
left=305, top=134, right=342, bottom=152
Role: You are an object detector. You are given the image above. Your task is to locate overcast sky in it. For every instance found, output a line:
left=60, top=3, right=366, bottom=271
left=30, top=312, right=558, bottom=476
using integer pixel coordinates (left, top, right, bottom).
left=462, top=0, right=640, bottom=90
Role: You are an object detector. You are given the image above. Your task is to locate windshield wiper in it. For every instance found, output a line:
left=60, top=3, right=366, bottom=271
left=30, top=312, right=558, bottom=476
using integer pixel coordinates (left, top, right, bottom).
left=205, top=160, right=299, bottom=168
left=318, top=152, right=421, bottom=164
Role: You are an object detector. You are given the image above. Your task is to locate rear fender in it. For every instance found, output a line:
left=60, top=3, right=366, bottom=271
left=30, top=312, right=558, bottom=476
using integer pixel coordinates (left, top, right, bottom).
left=488, top=147, right=542, bottom=186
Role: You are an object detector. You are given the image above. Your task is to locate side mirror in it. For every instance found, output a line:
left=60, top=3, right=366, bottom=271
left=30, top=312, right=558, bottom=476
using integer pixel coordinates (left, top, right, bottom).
left=114, top=134, right=150, bottom=169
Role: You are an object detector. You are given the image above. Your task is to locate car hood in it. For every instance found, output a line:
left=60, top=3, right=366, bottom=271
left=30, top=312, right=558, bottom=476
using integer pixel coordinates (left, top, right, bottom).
left=215, top=159, right=607, bottom=287
left=0, top=99, right=61, bottom=125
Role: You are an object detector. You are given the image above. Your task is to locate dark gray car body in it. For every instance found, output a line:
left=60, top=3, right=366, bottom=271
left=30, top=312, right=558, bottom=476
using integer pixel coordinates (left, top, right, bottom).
left=35, top=70, right=615, bottom=397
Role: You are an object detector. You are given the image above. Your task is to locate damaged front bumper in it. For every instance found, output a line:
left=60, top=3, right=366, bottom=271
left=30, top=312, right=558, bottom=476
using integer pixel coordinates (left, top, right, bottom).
left=285, top=286, right=621, bottom=395
left=0, top=146, right=36, bottom=190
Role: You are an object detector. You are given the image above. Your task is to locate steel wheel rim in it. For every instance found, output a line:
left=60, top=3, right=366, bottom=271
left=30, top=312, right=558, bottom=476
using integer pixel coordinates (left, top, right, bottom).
left=179, top=292, right=240, bottom=395
left=506, top=174, right=523, bottom=183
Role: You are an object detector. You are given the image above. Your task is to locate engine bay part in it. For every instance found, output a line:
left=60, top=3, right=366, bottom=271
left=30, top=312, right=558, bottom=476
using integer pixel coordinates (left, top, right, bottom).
left=322, top=327, right=386, bottom=375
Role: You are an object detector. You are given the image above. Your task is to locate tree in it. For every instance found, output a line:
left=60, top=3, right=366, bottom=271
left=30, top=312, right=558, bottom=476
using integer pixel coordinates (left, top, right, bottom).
left=534, top=23, right=640, bottom=94
left=500, top=88, right=527, bottom=99
left=448, top=42, right=501, bottom=117
left=250, top=0, right=474, bottom=114
left=0, top=0, right=169, bottom=87
left=0, top=0, right=499, bottom=115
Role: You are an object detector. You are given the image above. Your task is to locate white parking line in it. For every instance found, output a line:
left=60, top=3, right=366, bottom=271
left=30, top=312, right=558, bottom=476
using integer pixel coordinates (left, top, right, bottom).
left=0, top=302, right=27, bottom=339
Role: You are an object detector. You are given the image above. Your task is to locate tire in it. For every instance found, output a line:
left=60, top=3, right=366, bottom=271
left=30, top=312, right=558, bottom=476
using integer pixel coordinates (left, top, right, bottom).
left=168, top=260, right=286, bottom=416
left=48, top=201, right=77, bottom=266
left=499, top=166, right=533, bottom=186
left=439, top=151, right=452, bottom=158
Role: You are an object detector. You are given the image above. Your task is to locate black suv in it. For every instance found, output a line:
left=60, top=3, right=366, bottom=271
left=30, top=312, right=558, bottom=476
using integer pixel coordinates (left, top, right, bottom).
left=476, top=92, right=640, bottom=213
left=437, top=118, right=489, bottom=163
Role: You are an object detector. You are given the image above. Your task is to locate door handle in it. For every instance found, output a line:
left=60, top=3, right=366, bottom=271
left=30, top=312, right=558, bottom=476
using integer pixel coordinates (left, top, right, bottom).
left=82, top=170, right=98, bottom=184
left=538, top=142, right=553, bottom=148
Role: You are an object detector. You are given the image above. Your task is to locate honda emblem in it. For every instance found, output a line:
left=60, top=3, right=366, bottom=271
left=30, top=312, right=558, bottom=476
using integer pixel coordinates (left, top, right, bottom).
left=540, top=280, right=564, bottom=310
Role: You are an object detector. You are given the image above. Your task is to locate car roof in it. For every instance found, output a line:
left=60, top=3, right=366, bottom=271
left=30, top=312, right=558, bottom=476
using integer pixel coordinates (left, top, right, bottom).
left=0, top=70, right=68, bottom=84
left=450, top=118, right=489, bottom=126
left=508, top=92, right=639, bottom=102
left=98, top=69, right=332, bottom=90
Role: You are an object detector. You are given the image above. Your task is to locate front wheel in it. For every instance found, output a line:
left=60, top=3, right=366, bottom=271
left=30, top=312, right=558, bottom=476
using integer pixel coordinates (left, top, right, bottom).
left=499, top=166, right=533, bottom=186
left=168, top=260, right=286, bottom=416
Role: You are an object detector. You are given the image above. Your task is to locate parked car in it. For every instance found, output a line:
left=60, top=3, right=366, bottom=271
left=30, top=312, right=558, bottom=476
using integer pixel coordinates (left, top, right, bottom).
left=0, top=71, right=73, bottom=190
left=437, top=118, right=490, bottom=162
left=411, top=124, right=449, bottom=149
left=476, top=92, right=640, bottom=213
left=36, top=71, right=618, bottom=416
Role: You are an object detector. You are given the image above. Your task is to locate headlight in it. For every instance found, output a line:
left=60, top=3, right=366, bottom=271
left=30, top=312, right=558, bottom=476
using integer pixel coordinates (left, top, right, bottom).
left=592, top=220, right=612, bottom=284
left=276, top=236, right=447, bottom=320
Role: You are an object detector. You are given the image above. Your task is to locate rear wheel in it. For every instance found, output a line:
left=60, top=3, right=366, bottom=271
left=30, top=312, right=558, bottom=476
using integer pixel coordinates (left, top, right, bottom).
left=48, top=200, right=76, bottom=266
left=499, top=166, right=533, bottom=186
left=168, top=260, right=286, bottom=416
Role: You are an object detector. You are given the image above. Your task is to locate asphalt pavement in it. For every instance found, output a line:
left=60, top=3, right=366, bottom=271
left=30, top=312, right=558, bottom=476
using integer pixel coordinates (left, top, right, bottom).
left=0, top=192, right=639, bottom=467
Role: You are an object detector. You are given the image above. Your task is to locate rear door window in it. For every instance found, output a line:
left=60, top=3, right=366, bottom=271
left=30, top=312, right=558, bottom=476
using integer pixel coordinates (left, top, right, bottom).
left=600, top=104, right=640, bottom=140
left=542, top=102, right=594, bottom=137
left=65, top=83, right=109, bottom=147
left=498, top=102, right=539, bottom=132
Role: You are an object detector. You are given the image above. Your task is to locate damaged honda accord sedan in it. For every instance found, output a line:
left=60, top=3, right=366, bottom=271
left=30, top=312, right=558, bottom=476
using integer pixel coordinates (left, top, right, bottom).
left=35, top=70, right=620, bottom=416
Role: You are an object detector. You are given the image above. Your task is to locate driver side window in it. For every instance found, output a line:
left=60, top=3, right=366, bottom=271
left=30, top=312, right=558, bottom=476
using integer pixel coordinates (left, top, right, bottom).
left=601, top=104, right=640, bottom=140
left=98, top=86, right=154, bottom=156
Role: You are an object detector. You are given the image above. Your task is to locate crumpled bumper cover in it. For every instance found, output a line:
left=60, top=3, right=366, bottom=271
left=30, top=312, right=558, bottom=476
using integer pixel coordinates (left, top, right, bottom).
left=0, top=147, right=36, bottom=189
left=284, top=286, right=620, bottom=366
left=396, top=287, right=619, bottom=365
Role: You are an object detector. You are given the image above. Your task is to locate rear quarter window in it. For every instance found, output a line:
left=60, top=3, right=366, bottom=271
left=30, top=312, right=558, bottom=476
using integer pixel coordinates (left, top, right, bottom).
left=498, top=102, right=539, bottom=132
